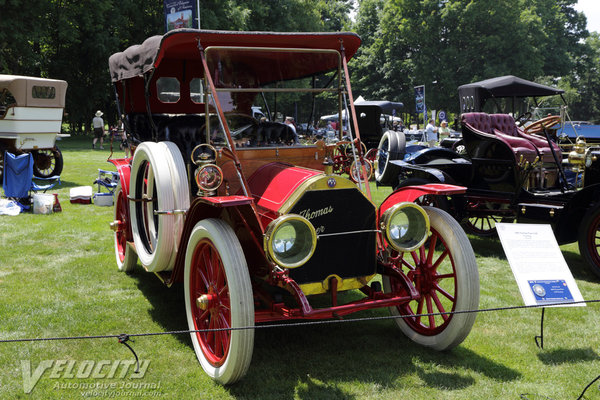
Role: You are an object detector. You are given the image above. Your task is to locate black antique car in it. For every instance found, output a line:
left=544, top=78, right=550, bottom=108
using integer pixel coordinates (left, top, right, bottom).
left=375, top=110, right=600, bottom=277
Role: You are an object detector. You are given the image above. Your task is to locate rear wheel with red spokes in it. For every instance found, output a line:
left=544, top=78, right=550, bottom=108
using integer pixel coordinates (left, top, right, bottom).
left=382, top=206, right=479, bottom=350
left=184, top=218, right=254, bottom=384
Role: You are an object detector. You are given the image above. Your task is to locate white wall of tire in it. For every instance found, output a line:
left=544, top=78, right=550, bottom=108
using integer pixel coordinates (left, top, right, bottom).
left=374, top=130, right=406, bottom=186
left=129, top=141, right=190, bottom=272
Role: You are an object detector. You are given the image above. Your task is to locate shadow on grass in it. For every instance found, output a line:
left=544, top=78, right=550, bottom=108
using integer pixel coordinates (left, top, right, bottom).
left=128, top=269, right=190, bottom=347
left=561, top=248, right=600, bottom=283
left=466, top=235, right=506, bottom=259
left=55, top=179, right=85, bottom=189
left=127, top=271, right=520, bottom=398
left=227, top=310, right=519, bottom=398
left=537, top=347, right=599, bottom=365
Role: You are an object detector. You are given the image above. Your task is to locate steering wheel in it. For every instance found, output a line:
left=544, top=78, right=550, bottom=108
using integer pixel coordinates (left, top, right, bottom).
left=524, top=115, right=561, bottom=134
left=342, top=140, right=367, bottom=157
left=331, top=141, right=351, bottom=174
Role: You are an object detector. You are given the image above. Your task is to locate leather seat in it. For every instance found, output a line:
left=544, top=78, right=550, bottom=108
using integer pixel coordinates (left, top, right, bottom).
left=462, top=112, right=538, bottom=163
left=490, top=114, right=560, bottom=163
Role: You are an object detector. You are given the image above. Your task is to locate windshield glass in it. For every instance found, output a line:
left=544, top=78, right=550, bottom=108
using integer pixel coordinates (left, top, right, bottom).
left=196, top=46, right=362, bottom=197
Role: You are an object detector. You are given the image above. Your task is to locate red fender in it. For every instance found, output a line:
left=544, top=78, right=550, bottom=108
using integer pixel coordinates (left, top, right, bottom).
left=108, top=157, right=132, bottom=195
left=166, top=196, right=269, bottom=286
left=378, top=183, right=466, bottom=219
left=108, top=158, right=133, bottom=241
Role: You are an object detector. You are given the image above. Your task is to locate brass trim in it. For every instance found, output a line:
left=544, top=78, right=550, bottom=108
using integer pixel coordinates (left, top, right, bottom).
left=278, top=174, right=374, bottom=215
left=299, top=274, right=376, bottom=296
left=380, top=202, right=430, bottom=252
left=264, top=214, right=317, bottom=269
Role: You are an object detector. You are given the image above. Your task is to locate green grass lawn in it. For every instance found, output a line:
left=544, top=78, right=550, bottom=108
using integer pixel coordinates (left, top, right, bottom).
left=1, top=136, right=600, bottom=399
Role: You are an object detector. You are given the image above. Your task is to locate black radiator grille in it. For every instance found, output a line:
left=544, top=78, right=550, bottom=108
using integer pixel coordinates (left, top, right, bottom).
left=288, top=188, right=377, bottom=285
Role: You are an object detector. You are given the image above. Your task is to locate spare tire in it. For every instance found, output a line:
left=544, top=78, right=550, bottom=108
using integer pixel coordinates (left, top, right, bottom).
left=129, top=142, right=176, bottom=272
left=161, top=141, right=190, bottom=266
left=375, top=130, right=406, bottom=186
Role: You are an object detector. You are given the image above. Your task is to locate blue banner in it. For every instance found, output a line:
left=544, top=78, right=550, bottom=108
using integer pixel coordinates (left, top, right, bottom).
left=414, top=85, right=425, bottom=113
left=164, top=0, right=198, bottom=32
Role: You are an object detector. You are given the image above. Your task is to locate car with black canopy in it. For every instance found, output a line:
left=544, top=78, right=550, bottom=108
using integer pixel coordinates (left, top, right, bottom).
left=107, top=28, right=480, bottom=384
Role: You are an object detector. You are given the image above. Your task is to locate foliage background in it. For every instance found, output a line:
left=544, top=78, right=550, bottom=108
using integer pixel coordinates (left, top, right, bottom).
left=1, top=0, right=599, bottom=128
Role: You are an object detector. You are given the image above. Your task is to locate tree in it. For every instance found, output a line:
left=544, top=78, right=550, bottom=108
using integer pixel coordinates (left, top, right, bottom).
left=351, top=0, right=590, bottom=116
left=567, top=33, right=600, bottom=122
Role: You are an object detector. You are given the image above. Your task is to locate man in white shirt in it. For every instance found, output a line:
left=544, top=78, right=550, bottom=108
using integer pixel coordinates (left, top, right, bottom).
left=425, top=118, right=438, bottom=147
left=92, top=110, right=105, bottom=149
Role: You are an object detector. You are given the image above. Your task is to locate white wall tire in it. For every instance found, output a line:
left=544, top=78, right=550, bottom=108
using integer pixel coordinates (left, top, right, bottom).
left=113, top=183, right=137, bottom=272
left=184, top=219, right=254, bottom=385
left=375, top=130, right=406, bottom=186
left=129, top=142, right=175, bottom=272
left=382, top=206, right=479, bottom=350
left=160, top=141, right=190, bottom=266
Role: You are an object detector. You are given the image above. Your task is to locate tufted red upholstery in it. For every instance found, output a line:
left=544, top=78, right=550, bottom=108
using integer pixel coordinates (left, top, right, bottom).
left=462, top=112, right=538, bottom=163
left=490, top=114, right=520, bottom=137
left=462, top=112, right=493, bottom=134
left=490, top=114, right=561, bottom=162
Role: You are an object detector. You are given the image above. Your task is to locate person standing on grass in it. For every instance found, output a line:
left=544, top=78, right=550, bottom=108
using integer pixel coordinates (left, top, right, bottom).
left=426, top=118, right=438, bottom=147
left=92, top=110, right=105, bottom=149
left=438, top=120, right=450, bottom=139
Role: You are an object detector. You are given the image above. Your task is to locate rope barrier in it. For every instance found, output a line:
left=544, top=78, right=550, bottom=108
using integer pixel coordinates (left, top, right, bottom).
left=1, top=299, right=598, bottom=343
left=2, top=298, right=599, bottom=398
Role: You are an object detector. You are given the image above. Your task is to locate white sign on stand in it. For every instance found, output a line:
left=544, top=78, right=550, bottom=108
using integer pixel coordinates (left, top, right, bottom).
left=496, top=223, right=584, bottom=307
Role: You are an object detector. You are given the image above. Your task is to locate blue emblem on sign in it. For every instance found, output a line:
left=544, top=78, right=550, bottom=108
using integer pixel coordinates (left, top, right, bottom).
left=327, top=178, right=336, bottom=188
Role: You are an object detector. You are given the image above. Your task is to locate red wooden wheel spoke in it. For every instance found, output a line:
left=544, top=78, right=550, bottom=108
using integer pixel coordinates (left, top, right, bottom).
left=206, top=318, right=216, bottom=347
left=431, top=291, right=449, bottom=322
left=217, top=314, right=231, bottom=349
left=410, top=250, right=420, bottom=267
left=426, top=296, right=435, bottom=327
left=197, top=309, right=210, bottom=322
left=415, top=298, right=424, bottom=325
left=426, top=234, right=438, bottom=265
left=197, top=263, right=210, bottom=290
left=205, top=249, right=216, bottom=284
left=431, top=249, right=449, bottom=273
left=401, top=256, right=416, bottom=271
left=434, top=283, right=455, bottom=302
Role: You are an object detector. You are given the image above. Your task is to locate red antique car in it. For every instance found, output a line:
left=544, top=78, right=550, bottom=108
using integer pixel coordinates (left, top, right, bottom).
left=107, top=29, right=480, bottom=384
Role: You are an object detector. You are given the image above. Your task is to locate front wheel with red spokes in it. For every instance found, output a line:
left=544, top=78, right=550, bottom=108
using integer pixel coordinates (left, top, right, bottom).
left=382, top=206, right=479, bottom=350
left=184, top=219, right=254, bottom=384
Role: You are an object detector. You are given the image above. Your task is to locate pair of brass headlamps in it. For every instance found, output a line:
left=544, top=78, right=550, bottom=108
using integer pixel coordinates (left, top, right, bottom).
left=264, top=202, right=430, bottom=269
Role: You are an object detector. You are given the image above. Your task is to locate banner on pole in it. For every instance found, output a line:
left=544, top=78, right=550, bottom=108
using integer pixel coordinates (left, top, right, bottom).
left=164, top=0, right=198, bottom=32
left=414, top=85, right=425, bottom=114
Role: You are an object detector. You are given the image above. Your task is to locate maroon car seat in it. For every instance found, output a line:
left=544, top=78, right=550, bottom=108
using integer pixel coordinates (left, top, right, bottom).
left=490, top=114, right=560, bottom=163
left=462, top=112, right=538, bottom=163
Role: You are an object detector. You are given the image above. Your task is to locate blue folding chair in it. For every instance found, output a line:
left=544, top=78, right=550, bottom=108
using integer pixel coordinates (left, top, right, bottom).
left=3, top=151, right=60, bottom=200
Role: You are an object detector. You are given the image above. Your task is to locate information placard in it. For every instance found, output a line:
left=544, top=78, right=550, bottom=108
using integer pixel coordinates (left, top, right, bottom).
left=496, top=223, right=584, bottom=307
